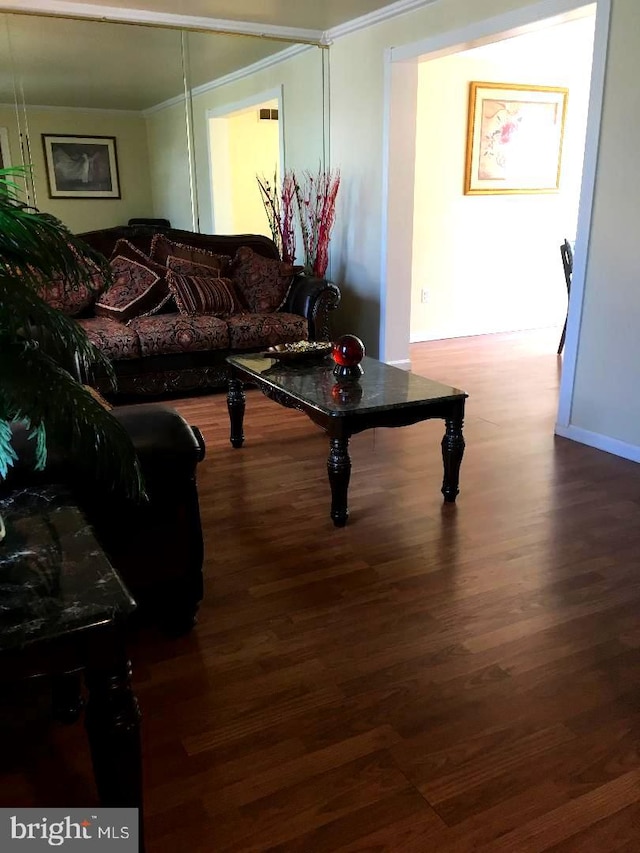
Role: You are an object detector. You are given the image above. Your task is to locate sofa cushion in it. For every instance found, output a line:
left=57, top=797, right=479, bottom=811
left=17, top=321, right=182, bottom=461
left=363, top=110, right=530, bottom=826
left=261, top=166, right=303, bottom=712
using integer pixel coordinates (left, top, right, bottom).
left=230, top=246, right=302, bottom=313
left=95, top=240, right=170, bottom=322
left=150, top=234, right=231, bottom=276
left=226, top=312, right=308, bottom=350
left=129, top=313, right=230, bottom=357
left=77, top=316, right=141, bottom=360
left=167, top=271, right=241, bottom=317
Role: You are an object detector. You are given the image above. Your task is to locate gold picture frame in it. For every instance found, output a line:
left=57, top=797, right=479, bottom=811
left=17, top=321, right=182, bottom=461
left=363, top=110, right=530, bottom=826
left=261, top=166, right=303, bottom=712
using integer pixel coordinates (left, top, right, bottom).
left=464, top=82, right=568, bottom=195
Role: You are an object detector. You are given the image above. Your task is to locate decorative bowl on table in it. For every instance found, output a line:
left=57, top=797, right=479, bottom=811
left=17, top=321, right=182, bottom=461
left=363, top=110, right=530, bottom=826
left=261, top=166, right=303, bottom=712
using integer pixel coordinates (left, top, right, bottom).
left=262, top=341, right=333, bottom=363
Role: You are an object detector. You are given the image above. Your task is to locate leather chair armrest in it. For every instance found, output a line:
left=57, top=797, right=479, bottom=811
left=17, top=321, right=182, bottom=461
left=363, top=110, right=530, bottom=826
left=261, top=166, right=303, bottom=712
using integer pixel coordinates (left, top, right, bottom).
left=3, top=404, right=205, bottom=494
left=283, top=275, right=341, bottom=341
left=112, top=404, right=205, bottom=475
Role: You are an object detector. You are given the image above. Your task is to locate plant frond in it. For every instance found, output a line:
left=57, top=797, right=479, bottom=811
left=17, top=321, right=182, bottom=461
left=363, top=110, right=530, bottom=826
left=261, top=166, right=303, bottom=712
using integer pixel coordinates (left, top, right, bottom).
left=0, top=420, right=18, bottom=480
left=0, top=274, right=116, bottom=388
left=0, top=342, right=145, bottom=501
left=0, top=167, right=110, bottom=291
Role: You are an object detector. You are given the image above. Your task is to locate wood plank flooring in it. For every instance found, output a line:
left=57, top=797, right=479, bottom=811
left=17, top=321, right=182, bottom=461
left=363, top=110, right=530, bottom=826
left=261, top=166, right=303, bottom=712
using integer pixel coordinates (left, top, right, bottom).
left=3, top=327, right=640, bottom=851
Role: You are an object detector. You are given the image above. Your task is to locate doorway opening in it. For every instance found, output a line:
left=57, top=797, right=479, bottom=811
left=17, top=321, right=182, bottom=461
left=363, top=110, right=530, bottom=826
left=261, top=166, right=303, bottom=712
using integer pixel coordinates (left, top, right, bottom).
left=410, top=14, right=595, bottom=346
left=207, top=87, right=284, bottom=235
left=381, top=0, right=610, bottom=430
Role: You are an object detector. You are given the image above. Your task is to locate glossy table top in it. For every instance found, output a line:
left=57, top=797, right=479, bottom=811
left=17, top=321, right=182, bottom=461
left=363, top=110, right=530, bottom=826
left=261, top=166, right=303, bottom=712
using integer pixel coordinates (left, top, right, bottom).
left=0, top=487, right=136, bottom=652
left=227, top=354, right=468, bottom=416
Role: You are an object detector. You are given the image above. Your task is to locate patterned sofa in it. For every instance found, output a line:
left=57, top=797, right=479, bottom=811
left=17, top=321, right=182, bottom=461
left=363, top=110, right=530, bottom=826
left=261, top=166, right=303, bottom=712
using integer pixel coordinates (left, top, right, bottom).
left=59, top=225, right=340, bottom=398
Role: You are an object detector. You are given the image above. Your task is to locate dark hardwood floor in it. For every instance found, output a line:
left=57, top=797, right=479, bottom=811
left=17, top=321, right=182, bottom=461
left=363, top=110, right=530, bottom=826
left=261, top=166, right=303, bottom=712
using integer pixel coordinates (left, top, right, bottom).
left=3, top=327, right=640, bottom=851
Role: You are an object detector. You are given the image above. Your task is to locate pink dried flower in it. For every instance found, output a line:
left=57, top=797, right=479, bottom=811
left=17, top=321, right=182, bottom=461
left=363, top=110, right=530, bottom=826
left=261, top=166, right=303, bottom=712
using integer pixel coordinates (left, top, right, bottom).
left=293, top=165, right=340, bottom=278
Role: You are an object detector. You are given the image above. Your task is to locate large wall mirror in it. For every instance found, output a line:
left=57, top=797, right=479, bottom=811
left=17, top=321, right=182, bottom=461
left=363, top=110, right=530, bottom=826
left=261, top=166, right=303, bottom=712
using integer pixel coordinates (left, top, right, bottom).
left=0, top=13, right=327, bottom=241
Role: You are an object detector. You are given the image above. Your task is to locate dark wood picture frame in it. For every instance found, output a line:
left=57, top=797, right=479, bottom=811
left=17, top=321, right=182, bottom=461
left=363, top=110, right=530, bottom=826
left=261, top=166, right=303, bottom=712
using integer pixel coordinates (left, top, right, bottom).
left=42, top=134, right=121, bottom=199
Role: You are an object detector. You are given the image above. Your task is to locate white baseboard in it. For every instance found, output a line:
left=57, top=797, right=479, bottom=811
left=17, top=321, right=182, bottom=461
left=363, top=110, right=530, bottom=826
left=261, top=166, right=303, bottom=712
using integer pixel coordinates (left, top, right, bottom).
left=386, top=359, right=411, bottom=369
left=555, top=424, right=640, bottom=463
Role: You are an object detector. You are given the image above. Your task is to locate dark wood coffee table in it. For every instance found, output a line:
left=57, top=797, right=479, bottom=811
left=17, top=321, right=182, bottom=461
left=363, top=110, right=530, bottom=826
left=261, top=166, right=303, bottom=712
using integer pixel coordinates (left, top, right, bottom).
left=226, top=354, right=468, bottom=527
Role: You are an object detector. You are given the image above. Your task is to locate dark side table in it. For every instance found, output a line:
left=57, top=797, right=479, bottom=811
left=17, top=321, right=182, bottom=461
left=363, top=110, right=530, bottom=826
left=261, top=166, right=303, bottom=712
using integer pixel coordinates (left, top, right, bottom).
left=0, top=487, right=143, bottom=833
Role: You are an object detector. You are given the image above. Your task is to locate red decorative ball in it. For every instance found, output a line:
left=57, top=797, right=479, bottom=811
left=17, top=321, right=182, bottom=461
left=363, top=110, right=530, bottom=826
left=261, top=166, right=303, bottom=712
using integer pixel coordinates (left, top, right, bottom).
left=331, top=334, right=365, bottom=367
left=331, top=382, right=364, bottom=405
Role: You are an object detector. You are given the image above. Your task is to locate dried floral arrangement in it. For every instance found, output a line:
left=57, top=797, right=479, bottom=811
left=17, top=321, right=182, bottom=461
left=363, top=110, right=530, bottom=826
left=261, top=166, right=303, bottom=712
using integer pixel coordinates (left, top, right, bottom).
left=256, top=170, right=297, bottom=265
left=257, top=166, right=340, bottom=278
left=294, top=166, right=340, bottom=279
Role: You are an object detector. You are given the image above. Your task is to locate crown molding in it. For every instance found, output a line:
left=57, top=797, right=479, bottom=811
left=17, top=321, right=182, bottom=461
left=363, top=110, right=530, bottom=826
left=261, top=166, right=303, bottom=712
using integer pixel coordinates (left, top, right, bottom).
left=324, top=0, right=440, bottom=42
left=0, top=100, right=141, bottom=115
left=0, top=0, right=325, bottom=44
left=143, top=43, right=310, bottom=116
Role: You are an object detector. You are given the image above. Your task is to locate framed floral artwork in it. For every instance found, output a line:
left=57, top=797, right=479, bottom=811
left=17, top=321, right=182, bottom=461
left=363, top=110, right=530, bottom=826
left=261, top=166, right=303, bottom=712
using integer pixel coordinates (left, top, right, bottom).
left=42, top=134, right=120, bottom=199
left=464, top=82, right=568, bottom=195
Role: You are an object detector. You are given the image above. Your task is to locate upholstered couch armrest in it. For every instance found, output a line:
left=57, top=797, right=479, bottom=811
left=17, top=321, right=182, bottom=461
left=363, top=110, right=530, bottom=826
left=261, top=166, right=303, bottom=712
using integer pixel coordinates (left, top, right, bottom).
left=283, top=275, right=341, bottom=341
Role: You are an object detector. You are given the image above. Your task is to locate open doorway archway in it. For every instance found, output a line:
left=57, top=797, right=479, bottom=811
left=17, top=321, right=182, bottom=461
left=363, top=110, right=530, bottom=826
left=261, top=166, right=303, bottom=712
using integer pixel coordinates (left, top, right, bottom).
left=207, top=86, right=285, bottom=235
left=380, top=0, right=611, bottom=431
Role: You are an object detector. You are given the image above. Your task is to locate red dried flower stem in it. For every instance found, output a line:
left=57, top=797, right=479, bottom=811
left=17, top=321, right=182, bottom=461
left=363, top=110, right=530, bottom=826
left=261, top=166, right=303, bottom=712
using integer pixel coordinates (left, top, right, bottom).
left=294, top=166, right=340, bottom=278
left=257, top=170, right=297, bottom=264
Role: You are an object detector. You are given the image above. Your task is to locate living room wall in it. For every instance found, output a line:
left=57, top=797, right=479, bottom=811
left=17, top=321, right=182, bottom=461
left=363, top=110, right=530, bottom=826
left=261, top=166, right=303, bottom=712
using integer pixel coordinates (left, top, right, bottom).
left=144, top=100, right=193, bottom=230
left=410, top=14, right=594, bottom=341
left=0, top=105, right=154, bottom=233
left=144, top=44, right=326, bottom=236
left=0, top=12, right=192, bottom=234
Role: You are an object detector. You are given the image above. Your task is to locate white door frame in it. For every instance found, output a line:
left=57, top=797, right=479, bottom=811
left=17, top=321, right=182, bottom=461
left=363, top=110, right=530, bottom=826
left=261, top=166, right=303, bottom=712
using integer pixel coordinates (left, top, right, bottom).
left=206, top=85, right=285, bottom=234
left=380, top=0, right=611, bottom=432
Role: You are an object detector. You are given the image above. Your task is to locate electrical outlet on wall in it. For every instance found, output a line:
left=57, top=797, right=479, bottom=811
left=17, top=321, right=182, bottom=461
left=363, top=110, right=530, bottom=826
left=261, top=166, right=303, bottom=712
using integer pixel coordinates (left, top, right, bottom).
left=421, top=288, right=429, bottom=304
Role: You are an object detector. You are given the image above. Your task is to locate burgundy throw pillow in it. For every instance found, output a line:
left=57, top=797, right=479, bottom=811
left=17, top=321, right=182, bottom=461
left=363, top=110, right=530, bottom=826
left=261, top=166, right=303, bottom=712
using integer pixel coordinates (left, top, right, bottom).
left=95, top=240, right=170, bottom=322
left=165, top=255, right=232, bottom=278
left=150, top=234, right=230, bottom=275
left=40, top=266, right=104, bottom=316
left=108, top=238, right=167, bottom=274
left=230, top=246, right=302, bottom=314
left=38, top=246, right=106, bottom=316
left=167, top=271, right=241, bottom=317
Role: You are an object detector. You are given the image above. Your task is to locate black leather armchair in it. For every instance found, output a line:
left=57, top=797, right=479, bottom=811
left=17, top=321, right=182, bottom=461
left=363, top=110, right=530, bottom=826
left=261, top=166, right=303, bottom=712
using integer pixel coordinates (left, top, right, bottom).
left=4, top=404, right=206, bottom=634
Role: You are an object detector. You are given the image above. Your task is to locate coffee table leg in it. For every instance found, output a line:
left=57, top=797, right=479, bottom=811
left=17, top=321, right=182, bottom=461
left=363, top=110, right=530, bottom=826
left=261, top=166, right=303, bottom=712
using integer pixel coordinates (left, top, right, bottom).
left=327, top=436, right=351, bottom=527
left=227, top=378, right=245, bottom=448
left=441, top=415, right=465, bottom=502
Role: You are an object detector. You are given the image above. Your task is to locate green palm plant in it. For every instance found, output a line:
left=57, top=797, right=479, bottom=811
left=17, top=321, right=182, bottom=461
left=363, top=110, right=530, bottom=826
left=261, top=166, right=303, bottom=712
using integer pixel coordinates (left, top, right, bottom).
left=0, top=166, right=143, bottom=539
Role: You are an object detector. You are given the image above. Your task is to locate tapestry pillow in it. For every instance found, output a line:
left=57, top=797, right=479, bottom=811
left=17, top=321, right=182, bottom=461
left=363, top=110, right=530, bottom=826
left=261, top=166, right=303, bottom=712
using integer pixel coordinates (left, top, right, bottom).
left=108, top=238, right=167, bottom=273
left=165, top=255, right=231, bottom=278
left=230, top=246, right=302, bottom=314
left=38, top=247, right=106, bottom=317
left=95, top=240, right=170, bottom=322
left=166, top=271, right=242, bottom=317
left=150, top=234, right=231, bottom=275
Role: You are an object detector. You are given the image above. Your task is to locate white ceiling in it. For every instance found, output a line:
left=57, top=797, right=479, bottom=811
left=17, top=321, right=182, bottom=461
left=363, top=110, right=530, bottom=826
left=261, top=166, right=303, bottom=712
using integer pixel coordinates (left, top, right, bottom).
left=35, top=0, right=396, bottom=32
left=0, top=0, right=401, bottom=111
left=0, top=13, right=321, bottom=110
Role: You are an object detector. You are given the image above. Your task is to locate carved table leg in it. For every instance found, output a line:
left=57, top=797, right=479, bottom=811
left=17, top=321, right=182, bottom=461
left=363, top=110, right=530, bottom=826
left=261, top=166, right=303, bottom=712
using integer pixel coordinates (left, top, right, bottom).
left=227, top=378, right=246, bottom=448
left=85, top=654, right=142, bottom=812
left=52, top=672, right=84, bottom=724
left=327, top=436, right=351, bottom=527
left=441, top=415, right=465, bottom=502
